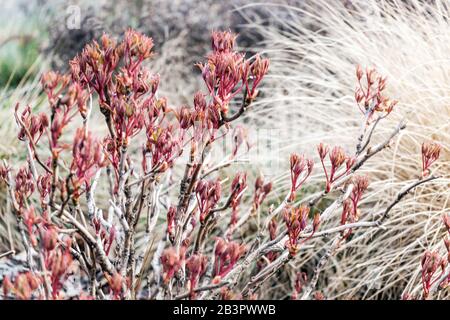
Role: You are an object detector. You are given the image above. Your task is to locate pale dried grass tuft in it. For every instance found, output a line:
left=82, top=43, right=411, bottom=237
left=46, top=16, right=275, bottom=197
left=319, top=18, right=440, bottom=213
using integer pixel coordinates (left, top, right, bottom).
left=244, top=0, right=450, bottom=299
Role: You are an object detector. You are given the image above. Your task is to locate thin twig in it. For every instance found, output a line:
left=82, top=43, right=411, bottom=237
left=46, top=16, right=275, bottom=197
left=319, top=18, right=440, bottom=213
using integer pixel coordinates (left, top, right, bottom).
left=175, top=281, right=231, bottom=300
left=0, top=250, right=15, bottom=259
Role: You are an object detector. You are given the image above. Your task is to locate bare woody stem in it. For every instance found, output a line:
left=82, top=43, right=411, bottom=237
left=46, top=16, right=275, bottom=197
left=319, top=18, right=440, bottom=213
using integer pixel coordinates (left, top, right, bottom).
left=301, top=175, right=440, bottom=299
left=301, top=235, right=343, bottom=300
left=358, top=116, right=382, bottom=156
left=355, top=103, right=378, bottom=155
left=194, top=186, right=241, bottom=253
left=14, top=115, right=52, bottom=174
left=173, top=141, right=211, bottom=254
left=377, top=174, right=439, bottom=224
left=100, top=89, right=116, bottom=140
left=219, top=88, right=250, bottom=125
left=241, top=251, right=290, bottom=298
left=308, top=120, right=406, bottom=208
left=175, top=281, right=231, bottom=300
left=54, top=204, right=115, bottom=275
left=0, top=250, right=15, bottom=259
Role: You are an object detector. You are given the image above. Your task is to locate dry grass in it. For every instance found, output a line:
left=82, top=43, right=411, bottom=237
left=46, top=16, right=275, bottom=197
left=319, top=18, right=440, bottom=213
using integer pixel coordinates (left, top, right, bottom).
left=243, top=0, right=450, bottom=299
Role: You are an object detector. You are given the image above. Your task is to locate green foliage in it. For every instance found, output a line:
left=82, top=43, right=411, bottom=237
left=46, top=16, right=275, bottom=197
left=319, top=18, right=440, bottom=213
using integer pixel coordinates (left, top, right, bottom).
left=0, top=37, right=39, bottom=88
